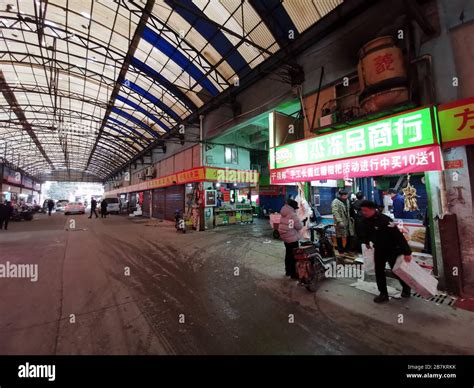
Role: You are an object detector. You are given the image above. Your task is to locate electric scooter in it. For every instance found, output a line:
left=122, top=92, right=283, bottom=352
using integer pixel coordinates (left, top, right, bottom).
left=294, top=224, right=336, bottom=292
left=174, top=210, right=186, bottom=233
left=310, top=224, right=336, bottom=259
left=11, top=207, right=34, bottom=221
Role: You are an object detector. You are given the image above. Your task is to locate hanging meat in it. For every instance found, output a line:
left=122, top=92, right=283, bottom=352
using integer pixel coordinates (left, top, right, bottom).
left=402, top=178, right=419, bottom=212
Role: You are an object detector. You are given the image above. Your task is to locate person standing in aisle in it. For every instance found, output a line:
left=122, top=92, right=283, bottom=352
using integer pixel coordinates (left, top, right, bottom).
left=351, top=191, right=366, bottom=253
left=47, top=199, right=55, bottom=216
left=331, top=189, right=355, bottom=254
left=278, top=199, right=304, bottom=279
left=351, top=191, right=365, bottom=218
left=0, top=201, right=13, bottom=230
left=100, top=199, right=108, bottom=218
left=0, top=200, right=8, bottom=230
left=388, top=188, right=406, bottom=219
left=89, top=197, right=98, bottom=219
left=358, top=200, right=412, bottom=303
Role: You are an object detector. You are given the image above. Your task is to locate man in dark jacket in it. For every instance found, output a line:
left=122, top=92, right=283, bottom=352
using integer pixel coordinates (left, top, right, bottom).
left=100, top=200, right=108, bottom=218
left=351, top=192, right=365, bottom=253
left=359, top=200, right=412, bottom=303
left=47, top=199, right=55, bottom=216
left=88, top=197, right=98, bottom=219
left=0, top=201, right=13, bottom=230
left=351, top=192, right=365, bottom=218
left=0, top=201, right=8, bottom=230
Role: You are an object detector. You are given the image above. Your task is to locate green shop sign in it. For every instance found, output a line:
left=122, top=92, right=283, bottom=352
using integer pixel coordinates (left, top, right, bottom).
left=273, top=107, right=437, bottom=169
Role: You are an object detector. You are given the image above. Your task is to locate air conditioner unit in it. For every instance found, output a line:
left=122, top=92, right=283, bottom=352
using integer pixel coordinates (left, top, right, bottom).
left=145, top=166, right=155, bottom=178
left=319, top=112, right=336, bottom=127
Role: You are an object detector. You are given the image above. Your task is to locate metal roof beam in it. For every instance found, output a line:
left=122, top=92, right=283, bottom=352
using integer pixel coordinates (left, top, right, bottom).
left=104, top=0, right=378, bottom=180
left=0, top=69, right=54, bottom=170
left=166, top=0, right=273, bottom=56
left=85, top=0, right=156, bottom=171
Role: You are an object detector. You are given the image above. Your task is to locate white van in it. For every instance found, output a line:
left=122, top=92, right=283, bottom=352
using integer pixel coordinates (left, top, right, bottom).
left=103, top=197, right=120, bottom=214
left=56, top=199, right=69, bottom=212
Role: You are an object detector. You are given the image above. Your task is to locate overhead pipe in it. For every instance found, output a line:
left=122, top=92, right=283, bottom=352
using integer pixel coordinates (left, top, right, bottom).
left=311, top=66, right=325, bottom=132
left=199, top=114, right=205, bottom=232
left=199, top=114, right=204, bottom=166
left=410, top=54, right=436, bottom=104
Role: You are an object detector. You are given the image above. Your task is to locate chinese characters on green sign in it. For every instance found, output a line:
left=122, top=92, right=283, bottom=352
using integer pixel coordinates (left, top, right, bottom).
left=273, top=107, right=436, bottom=169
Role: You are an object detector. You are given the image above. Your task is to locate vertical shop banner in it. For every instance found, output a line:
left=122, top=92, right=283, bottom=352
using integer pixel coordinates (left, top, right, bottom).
left=438, top=96, right=474, bottom=148
left=270, top=145, right=443, bottom=184
left=273, top=107, right=436, bottom=169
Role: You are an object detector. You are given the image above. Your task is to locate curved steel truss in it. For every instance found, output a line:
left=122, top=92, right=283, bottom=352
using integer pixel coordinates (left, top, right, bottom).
left=0, top=0, right=342, bottom=181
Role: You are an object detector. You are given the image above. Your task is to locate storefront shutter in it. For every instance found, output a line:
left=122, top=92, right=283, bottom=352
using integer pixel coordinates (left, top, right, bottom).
left=152, top=188, right=165, bottom=219
left=142, top=191, right=151, bottom=217
left=164, top=185, right=185, bottom=221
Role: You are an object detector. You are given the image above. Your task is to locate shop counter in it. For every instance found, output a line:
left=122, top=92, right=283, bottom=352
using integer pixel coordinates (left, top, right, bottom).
left=395, top=219, right=426, bottom=252
left=214, top=207, right=253, bottom=226
left=321, top=215, right=427, bottom=252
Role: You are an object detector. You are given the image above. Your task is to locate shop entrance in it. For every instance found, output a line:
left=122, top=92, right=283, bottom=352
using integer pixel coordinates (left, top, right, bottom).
left=212, top=182, right=255, bottom=226
left=151, top=185, right=185, bottom=221
left=152, top=188, right=165, bottom=219
left=164, top=185, right=185, bottom=221
left=142, top=190, right=151, bottom=218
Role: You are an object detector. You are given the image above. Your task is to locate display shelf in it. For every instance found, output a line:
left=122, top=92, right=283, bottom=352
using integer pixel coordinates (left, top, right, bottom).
left=214, top=208, right=253, bottom=226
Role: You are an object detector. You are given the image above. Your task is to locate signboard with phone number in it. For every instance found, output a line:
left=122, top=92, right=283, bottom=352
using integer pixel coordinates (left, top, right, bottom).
left=271, top=145, right=443, bottom=184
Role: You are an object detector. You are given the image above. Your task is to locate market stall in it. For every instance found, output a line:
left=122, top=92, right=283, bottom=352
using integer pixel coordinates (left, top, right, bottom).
left=211, top=182, right=254, bottom=225
left=104, top=166, right=259, bottom=228
left=203, top=167, right=259, bottom=227
left=269, top=105, right=443, bottom=258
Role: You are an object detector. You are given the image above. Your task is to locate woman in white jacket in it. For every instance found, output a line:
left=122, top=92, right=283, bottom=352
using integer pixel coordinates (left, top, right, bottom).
left=278, top=199, right=304, bottom=279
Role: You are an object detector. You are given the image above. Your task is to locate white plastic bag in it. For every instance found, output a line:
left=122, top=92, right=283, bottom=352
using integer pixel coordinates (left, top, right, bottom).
left=295, top=194, right=312, bottom=239
left=362, top=244, right=375, bottom=276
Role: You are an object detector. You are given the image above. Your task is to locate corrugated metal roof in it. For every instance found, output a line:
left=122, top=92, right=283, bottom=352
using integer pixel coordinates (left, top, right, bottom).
left=283, top=0, right=343, bottom=33
left=0, top=0, right=344, bottom=180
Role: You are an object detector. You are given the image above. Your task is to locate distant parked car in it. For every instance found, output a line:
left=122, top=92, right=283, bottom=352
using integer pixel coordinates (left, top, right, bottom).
left=64, top=202, right=85, bottom=215
left=102, top=197, right=120, bottom=214
left=56, top=200, right=69, bottom=212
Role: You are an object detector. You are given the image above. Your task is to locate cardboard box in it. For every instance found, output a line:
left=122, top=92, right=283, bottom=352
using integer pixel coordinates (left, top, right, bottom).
left=393, top=255, right=438, bottom=298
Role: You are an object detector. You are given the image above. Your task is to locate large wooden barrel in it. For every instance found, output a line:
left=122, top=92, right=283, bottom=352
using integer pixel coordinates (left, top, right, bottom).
left=357, top=36, right=408, bottom=113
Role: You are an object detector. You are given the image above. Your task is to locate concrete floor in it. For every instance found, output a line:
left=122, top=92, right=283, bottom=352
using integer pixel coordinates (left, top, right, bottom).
left=0, top=212, right=473, bottom=355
